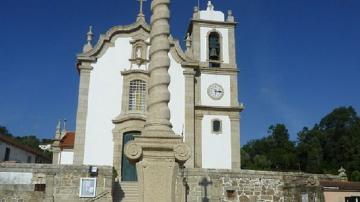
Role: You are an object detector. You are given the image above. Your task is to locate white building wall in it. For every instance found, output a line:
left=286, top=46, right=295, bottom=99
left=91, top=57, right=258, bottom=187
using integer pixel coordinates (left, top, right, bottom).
left=83, top=36, right=185, bottom=166
left=199, top=10, right=225, bottom=22
left=60, top=151, right=74, bottom=165
left=84, top=37, right=133, bottom=166
left=201, top=115, right=232, bottom=169
left=201, top=73, right=231, bottom=107
left=200, top=27, right=229, bottom=64
left=168, top=54, right=185, bottom=136
left=0, top=141, right=36, bottom=163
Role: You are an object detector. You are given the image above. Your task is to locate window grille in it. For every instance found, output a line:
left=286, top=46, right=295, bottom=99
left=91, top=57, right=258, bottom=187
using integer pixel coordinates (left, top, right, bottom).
left=129, top=80, right=146, bottom=112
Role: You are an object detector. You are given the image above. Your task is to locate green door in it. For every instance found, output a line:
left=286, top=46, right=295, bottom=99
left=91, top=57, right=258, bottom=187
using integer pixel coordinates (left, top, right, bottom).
left=121, top=132, right=139, bottom=181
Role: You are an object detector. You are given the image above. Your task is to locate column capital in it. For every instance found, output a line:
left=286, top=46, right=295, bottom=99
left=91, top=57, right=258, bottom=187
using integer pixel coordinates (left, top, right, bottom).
left=78, top=64, right=93, bottom=72
left=183, top=69, right=196, bottom=76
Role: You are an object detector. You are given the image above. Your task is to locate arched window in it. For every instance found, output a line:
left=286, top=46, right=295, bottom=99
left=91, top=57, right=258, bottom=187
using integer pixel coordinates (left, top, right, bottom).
left=208, top=32, right=221, bottom=67
left=212, top=119, right=222, bottom=134
left=129, top=80, right=146, bottom=112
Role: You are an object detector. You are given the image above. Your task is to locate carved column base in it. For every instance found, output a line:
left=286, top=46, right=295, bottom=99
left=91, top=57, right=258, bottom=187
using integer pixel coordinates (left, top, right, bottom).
left=125, top=135, right=190, bottom=202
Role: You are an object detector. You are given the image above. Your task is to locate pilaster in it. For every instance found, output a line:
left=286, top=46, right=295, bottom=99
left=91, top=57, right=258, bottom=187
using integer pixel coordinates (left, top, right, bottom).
left=230, top=73, right=239, bottom=107
left=191, top=23, right=201, bottom=61
left=112, top=130, right=123, bottom=180
left=73, top=63, right=93, bottom=165
left=230, top=114, right=241, bottom=169
left=194, top=113, right=203, bottom=168
left=51, top=147, right=60, bottom=165
left=183, top=68, right=196, bottom=168
left=228, top=25, right=237, bottom=67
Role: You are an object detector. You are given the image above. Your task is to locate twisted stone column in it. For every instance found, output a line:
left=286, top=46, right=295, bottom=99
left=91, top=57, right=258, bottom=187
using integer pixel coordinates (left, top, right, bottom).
left=124, top=0, right=190, bottom=201
left=144, top=0, right=174, bottom=136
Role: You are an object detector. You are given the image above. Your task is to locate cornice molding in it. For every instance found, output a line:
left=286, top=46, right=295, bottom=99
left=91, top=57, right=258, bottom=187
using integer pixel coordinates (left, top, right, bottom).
left=113, top=113, right=147, bottom=124
left=121, top=69, right=149, bottom=76
left=200, top=67, right=238, bottom=75
left=77, top=20, right=150, bottom=62
left=76, top=21, right=196, bottom=70
left=191, top=19, right=237, bottom=27
left=195, top=105, right=244, bottom=112
left=169, top=36, right=196, bottom=64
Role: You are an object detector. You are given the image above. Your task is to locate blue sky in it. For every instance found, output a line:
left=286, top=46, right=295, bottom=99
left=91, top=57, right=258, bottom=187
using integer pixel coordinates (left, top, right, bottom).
left=0, top=0, right=359, bottom=145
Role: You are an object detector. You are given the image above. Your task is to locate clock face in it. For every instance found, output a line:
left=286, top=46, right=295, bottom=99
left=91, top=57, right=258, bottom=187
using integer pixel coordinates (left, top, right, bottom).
left=207, top=83, right=224, bottom=100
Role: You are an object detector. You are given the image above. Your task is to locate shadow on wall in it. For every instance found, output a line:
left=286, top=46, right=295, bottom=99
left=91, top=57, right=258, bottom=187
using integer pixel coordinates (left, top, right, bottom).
left=199, top=177, right=213, bottom=202
left=112, top=182, right=125, bottom=202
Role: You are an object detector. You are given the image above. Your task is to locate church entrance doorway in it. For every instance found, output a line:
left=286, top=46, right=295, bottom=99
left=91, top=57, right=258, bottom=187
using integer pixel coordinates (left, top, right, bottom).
left=121, top=131, right=139, bottom=181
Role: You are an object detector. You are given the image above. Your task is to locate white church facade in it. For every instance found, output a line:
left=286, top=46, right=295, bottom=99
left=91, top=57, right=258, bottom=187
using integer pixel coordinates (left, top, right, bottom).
left=52, top=1, right=243, bottom=181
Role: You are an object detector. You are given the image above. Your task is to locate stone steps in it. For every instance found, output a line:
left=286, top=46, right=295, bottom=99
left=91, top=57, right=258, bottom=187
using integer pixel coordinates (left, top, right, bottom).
left=119, top=182, right=139, bottom=202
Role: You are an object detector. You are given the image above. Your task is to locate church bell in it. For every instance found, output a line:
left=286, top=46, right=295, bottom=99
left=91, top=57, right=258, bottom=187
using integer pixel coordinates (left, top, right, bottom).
left=210, top=48, right=218, bottom=57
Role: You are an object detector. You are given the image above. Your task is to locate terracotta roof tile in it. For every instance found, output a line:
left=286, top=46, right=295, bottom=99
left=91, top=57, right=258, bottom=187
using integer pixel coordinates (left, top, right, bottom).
left=60, top=132, right=75, bottom=149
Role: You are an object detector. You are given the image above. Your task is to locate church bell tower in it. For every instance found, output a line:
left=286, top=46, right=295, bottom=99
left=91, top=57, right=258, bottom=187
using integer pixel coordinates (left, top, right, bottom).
left=187, top=1, right=243, bottom=169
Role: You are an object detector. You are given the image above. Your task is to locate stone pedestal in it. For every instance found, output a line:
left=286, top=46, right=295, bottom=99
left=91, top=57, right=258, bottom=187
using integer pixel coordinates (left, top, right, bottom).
left=125, top=135, right=190, bottom=202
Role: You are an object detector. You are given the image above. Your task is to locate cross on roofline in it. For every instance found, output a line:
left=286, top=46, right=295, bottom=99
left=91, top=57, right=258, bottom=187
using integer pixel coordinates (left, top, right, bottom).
left=137, top=0, right=147, bottom=15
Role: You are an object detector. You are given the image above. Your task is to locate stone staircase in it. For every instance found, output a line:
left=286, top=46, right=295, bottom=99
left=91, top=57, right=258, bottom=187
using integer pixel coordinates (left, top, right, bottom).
left=116, top=182, right=139, bottom=202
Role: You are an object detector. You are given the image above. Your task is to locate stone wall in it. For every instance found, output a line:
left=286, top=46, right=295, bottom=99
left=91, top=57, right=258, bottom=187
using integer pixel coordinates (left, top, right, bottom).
left=180, top=168, right=340, bottom=202
left=0, top=163, right=113, bottom=202
left=0, top=164, right=343, bottom=202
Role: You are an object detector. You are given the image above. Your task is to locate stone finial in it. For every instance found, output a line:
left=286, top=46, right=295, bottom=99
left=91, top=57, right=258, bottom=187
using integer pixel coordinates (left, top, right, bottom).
left=193, top=6, right=200, bottom=19
left=185, top=33, right=193, bottom=57
left=62, top=119, right=67, bottom=134
left=207, top=1, right=214, bottom=11
left=55, top=120, right=61, bottom=140
left=56, top=120, right=61, bottom=133
left=338, top=167, right=348, bottom=181
left=227, top=10, right=234, bottom=22
left=186, top=33, right=192, bottom=49
left=239, top=102, right=245, bottom=110
left=136, top=0, right=146, bottom=21
left=83, top=26, right=94, bottom=53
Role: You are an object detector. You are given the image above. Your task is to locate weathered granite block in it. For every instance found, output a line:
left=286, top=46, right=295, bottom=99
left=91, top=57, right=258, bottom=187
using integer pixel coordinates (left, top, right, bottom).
left=0, top=163, right=113, bottom=202
left=180, top=168, right=340, bottom=202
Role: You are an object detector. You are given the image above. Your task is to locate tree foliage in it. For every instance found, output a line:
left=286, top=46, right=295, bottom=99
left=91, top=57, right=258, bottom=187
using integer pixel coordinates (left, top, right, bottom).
left=242, top=124, right=297, bottom=171
left=242, top=106, right=360, bottom=181
left=0, top=126, right=12, bottom=137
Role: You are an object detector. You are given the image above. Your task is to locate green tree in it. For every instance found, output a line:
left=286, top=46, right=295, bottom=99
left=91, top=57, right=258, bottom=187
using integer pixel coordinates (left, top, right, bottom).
left=0, top=125, right=12, bottom=137
left=351, top=171, right=360, bottom=182
left=241, top=124, right=297, bottom=171
left=296, top=106, right=360, bottom=180
left=297, top=126, right=324, bottom=173
left=241, top=106, right=360, bottom=181
left=266, top=124, right=297, bottom=170
left=323, top=107, right=360, bottom=178
left=15, top=136, right=41, bottom=149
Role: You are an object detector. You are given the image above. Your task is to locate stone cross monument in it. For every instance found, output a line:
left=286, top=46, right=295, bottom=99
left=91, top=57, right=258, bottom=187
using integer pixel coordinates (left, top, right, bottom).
left=125, top=0, right=191, bottom=201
